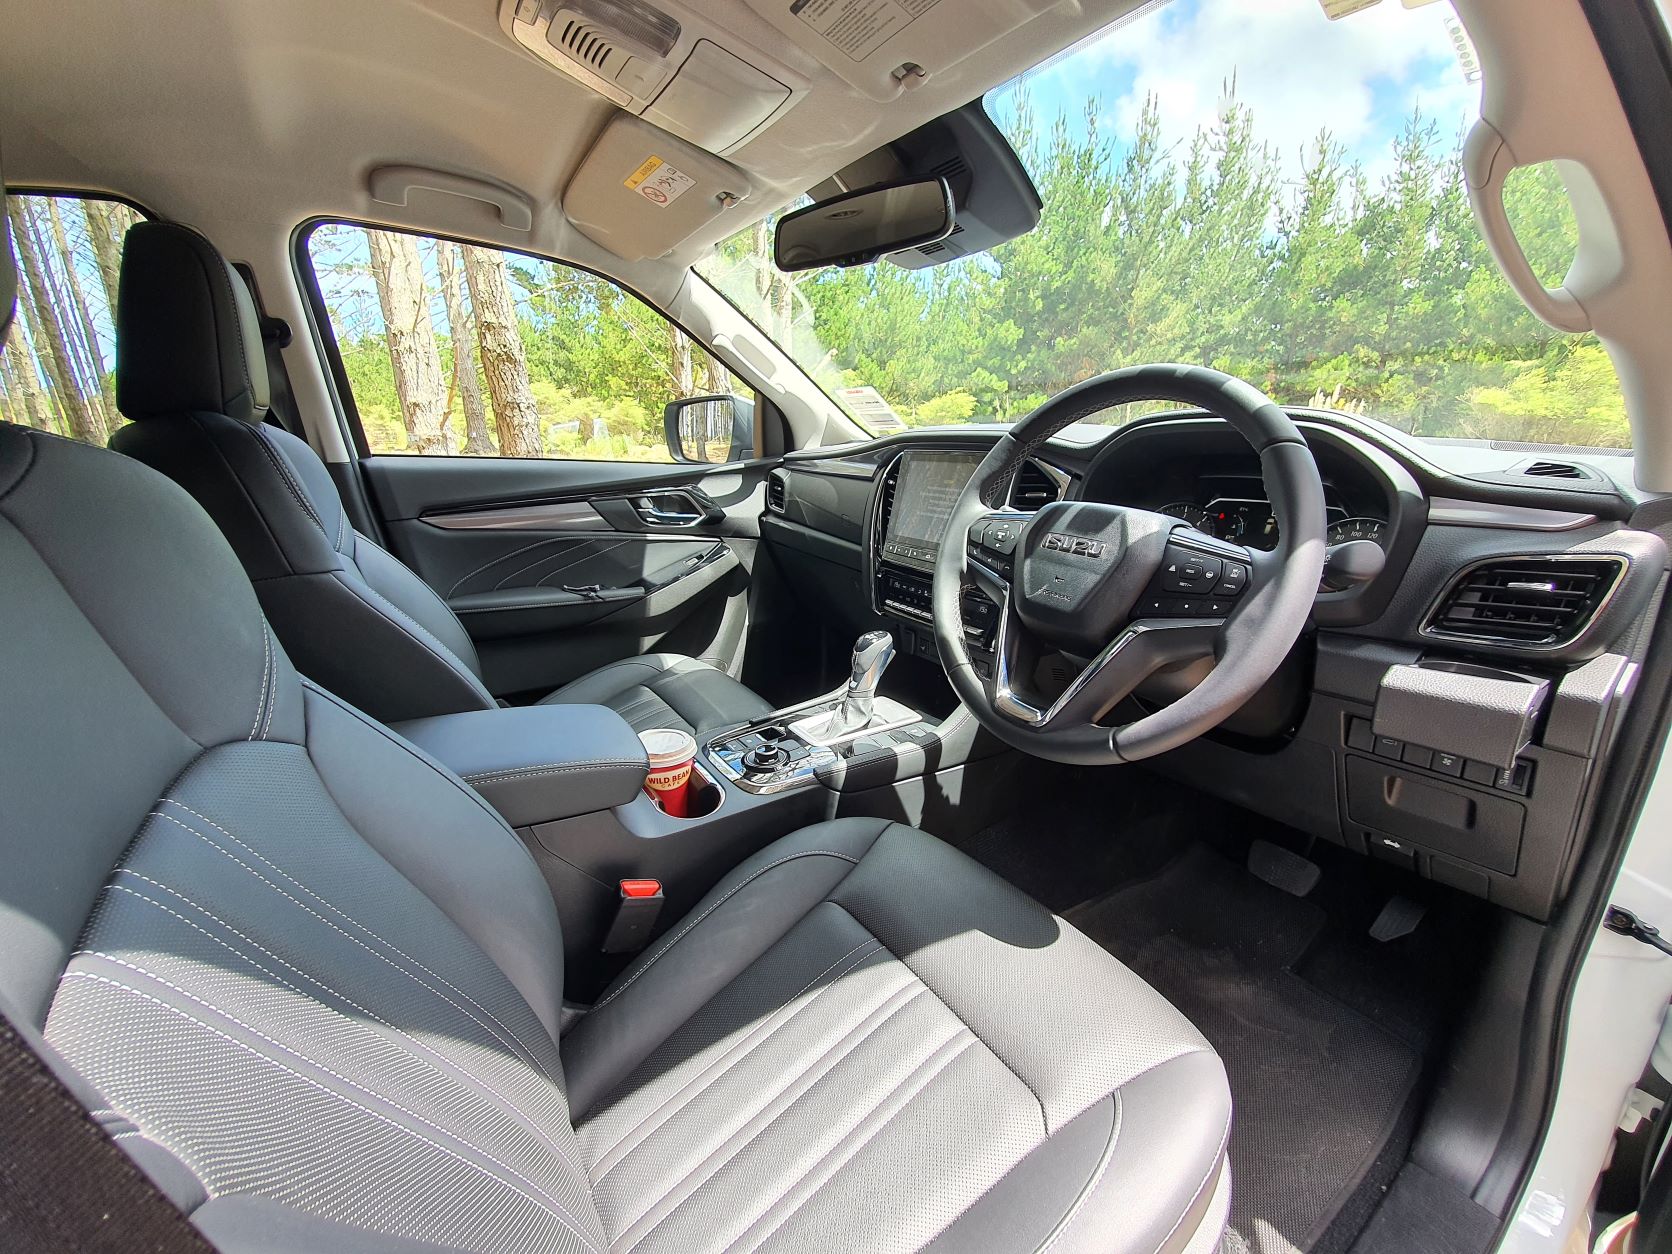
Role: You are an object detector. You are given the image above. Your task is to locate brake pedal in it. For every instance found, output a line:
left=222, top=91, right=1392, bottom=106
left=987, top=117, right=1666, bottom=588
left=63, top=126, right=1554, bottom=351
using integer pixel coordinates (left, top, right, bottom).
left=1247, top=839, right=1321, bottom=898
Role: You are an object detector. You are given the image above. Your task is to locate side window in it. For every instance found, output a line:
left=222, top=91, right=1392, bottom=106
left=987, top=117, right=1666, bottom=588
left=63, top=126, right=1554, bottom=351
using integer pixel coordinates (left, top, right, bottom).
left=2, top=193, right=143, bottom=445
left=306, top=223, right=752, bottom=462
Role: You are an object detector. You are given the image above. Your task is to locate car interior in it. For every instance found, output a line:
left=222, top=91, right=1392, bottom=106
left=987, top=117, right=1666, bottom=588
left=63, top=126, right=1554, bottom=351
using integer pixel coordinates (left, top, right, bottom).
left=4, top=1, right=1672, bottom=1253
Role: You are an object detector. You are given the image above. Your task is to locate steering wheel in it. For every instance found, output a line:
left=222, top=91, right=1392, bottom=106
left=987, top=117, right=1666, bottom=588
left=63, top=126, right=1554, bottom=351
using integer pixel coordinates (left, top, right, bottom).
left=932, top=365, right=1326, bottom=764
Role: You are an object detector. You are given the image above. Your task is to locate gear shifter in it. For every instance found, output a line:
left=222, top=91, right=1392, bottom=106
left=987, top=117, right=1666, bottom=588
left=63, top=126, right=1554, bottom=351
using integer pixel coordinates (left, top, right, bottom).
left=831, top=630, right=895, bottom=735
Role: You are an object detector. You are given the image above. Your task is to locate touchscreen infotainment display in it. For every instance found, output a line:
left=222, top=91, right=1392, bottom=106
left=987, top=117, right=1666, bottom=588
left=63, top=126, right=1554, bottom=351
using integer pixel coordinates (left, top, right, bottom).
left=882, top=451, right=983, bottom=567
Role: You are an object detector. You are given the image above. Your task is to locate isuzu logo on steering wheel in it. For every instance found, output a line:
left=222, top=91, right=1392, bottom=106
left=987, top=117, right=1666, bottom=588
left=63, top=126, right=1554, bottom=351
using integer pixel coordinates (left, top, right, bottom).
left=1042, top=533, right=1105, bottom=558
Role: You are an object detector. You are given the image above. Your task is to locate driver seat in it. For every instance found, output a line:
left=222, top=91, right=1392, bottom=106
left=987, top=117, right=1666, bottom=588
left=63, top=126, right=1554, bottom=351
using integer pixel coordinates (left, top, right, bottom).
left=0, top=219, right=1230, bottom=1254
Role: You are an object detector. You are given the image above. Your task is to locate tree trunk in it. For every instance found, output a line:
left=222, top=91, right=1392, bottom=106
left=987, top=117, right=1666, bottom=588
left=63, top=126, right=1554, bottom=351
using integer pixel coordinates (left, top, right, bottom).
left=84, top=199, right=129, bottom=317
left=2, top=325, right=51, bottom=430
left=365, top=229, right=452, bottom=454
left=7, top=198, right=103, bottom=443
left=433, top=239, right=492, bottom=454
left=461, top=245, right=542, bottom=457
left=46, top=198, right=119, bottom=425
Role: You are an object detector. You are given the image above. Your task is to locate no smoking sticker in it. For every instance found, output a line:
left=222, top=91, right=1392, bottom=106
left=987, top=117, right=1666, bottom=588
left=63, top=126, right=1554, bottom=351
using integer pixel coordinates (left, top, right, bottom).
left=624, top=156, right=695, bottom=209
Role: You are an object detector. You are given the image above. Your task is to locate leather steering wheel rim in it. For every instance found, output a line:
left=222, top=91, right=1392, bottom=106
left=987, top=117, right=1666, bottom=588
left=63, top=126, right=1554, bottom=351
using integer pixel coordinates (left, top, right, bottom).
left=931, top=364, right=1327, bottom=765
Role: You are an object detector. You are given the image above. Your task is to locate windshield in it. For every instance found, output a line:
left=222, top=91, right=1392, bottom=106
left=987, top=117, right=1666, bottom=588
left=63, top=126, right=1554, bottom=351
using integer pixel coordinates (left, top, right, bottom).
left=698, top=0, right=1629, bottom=449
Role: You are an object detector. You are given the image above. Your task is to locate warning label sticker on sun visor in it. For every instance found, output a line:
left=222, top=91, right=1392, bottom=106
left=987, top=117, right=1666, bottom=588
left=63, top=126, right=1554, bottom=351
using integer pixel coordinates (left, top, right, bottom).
left=790, top=0, right=939, bottom=62
left=624, top=156, right=695, bottom=209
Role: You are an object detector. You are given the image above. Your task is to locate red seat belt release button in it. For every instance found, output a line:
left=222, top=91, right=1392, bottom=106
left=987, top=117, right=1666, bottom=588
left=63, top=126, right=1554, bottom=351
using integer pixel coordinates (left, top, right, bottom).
left=603, top=879, right=664, bottom=954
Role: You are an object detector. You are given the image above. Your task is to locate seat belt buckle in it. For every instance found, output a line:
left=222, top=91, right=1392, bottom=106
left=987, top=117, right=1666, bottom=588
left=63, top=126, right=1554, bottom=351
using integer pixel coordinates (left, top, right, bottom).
left=602, top=879, right=664, bottom=954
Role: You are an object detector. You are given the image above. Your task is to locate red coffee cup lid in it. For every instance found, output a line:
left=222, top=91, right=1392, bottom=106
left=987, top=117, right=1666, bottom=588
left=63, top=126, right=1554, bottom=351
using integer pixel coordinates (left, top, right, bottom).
left=639, top=728, right=697, bottom=767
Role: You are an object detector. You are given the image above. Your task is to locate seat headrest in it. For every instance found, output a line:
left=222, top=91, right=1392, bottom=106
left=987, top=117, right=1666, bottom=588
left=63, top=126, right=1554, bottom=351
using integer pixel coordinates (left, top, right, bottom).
left=116, top=221, right=270, bottom=424
left=1, top=137, right=15, bottom=345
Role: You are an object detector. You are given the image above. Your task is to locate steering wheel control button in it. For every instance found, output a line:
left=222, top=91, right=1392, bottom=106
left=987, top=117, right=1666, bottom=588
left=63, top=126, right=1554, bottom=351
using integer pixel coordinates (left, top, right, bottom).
left=1212, top=562, right=1250, bottom=596
left=986, top=524, right=1020, bottom=555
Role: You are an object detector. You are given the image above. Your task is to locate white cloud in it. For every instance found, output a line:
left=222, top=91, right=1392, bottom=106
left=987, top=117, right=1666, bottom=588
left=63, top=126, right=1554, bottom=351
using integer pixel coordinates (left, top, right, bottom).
left=1026, top=0, right=1482, bottom=186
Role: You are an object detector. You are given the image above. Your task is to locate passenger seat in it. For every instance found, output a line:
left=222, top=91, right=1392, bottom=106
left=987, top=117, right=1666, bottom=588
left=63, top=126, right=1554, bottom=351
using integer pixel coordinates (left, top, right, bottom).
left=109, top=221, right=771, bottom=732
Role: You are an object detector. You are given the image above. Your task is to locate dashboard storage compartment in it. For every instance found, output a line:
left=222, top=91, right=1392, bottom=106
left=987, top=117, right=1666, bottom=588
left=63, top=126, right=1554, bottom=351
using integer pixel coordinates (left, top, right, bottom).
left=1346, top=757, right=1524, bottom=875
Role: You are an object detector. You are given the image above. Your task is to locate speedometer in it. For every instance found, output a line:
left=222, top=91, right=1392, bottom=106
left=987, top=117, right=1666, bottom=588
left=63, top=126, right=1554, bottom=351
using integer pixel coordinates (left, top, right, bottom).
left=1327, top=517, right=1388, bottom=548
left=1158, top=502, right=1214, bottom=535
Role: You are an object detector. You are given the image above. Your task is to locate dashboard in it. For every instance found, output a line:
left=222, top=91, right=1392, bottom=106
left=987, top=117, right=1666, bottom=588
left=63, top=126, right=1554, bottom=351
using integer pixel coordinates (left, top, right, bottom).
left=758, top=407, right=1666, bottom=922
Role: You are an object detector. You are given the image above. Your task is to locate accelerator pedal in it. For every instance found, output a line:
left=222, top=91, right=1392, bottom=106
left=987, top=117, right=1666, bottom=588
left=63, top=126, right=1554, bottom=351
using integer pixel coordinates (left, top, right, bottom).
left=1369, top=896, right=1426, bottom=943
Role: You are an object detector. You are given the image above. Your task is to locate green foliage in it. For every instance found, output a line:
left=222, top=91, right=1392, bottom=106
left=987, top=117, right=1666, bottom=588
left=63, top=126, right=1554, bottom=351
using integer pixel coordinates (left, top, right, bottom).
left=704, top=93, right=1629, bottom=450
left=317, top=237, right=734, bottom=460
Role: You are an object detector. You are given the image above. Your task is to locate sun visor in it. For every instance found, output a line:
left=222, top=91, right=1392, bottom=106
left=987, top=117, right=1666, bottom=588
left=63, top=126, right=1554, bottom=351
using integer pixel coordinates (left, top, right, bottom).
left=562, top=114, right=752, bottom=261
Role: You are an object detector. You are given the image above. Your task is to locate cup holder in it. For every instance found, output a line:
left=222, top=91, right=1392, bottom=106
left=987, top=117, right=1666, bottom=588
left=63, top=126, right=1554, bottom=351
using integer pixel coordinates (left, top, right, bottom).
left=645, top=760, right=722, bottom=820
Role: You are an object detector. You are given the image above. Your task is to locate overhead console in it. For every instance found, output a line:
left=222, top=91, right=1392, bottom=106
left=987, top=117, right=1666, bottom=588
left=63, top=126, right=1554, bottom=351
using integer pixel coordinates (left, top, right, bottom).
left=742, top=0, right=1066, bottom=102
left=501, top=0, right=805, bottom=154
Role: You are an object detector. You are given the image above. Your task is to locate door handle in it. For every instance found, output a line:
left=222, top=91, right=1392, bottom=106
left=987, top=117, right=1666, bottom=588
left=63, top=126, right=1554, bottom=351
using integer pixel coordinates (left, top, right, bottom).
left=631, top=491, right=716, bottom=528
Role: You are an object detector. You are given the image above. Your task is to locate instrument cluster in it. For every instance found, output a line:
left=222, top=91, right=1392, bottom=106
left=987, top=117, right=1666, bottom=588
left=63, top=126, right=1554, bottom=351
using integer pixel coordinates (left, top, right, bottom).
left=1157, top=498, right=1387, bottom=551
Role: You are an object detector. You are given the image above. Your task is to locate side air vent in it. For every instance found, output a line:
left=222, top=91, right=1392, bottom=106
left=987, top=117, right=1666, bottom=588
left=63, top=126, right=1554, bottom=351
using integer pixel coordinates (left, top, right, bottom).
left=765, top=469, right=787, bottom=514
left=1520, top=459, right=1593, bottom=480
left=1010, top=460, right=1064, bottom=512
left=878, top=459, right=901, bottom=538
left=1424, top=556, right=1626, bottom=648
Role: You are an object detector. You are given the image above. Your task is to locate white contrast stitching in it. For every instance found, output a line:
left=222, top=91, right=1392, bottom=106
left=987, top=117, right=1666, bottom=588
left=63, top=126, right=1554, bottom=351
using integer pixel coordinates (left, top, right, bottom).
left=461, top=761, right=643, bottom=784
left=728, top=1033, right=978, bottom=1254
left=249, top=426, right=327, bottom=536
left=60, top=969, right=599, bottom=1252
left=587, top=937, right=888, bottom=1181
left=155, top=800, right=550, bottom=1069
left=1037, top=1096, right=1123, bottom=1254
left=334, top=571, right=494, bottom=704
left=248, top=623, right=271, bottom=741
left=589, top=850, right=863, bottom=1014
left=101, top=874, right=583, bottom=1175
left=146, top=807, right=553, bottom=1078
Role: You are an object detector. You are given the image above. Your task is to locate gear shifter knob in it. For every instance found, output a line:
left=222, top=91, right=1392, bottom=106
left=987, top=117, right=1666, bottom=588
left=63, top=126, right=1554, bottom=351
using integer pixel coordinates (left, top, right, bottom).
left=848, top=630, right=895, bottom=699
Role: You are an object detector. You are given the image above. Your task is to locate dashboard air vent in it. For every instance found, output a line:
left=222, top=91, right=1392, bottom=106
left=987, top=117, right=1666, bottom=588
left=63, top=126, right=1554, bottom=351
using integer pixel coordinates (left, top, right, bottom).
left=1010, top=460, right=1063, bottom=512
left=1424, top=556, right=1624, bottom=648
left=1520, top=459, right=1592, bottom=480
left=765, top=469, right=787, bottom=514
left=878, top=460, right=901, bottom=537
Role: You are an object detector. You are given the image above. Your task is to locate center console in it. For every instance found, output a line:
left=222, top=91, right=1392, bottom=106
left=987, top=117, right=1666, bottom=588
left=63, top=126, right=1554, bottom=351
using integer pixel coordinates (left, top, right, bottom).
left=708, top=630, right=923, bottom=792
left=867, top=449, right=1008, bottom=675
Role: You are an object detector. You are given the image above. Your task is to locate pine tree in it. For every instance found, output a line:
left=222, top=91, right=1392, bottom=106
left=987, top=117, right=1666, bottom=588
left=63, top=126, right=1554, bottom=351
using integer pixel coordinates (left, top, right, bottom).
left=461, top=245, right=541, bottom=457
left=7, top=197, right=103, bottom=443
left=365, top=229, right=452, bottom=454
left=432, top=239, right=492, bottom=454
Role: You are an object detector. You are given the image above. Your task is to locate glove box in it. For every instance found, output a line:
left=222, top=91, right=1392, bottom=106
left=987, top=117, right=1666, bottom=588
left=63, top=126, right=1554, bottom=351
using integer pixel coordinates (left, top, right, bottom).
left=1345, top=756, right=1524, bottom=875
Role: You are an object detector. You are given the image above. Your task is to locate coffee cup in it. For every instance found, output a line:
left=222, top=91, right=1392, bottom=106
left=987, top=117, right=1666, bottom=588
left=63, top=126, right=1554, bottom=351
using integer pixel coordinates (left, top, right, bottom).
left=639, top=728, right=698, bottom=817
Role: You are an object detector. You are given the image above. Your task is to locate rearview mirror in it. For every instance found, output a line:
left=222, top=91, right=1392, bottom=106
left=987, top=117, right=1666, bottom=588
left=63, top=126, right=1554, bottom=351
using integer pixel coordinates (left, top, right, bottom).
left=664, top=393, right=754, bottom=463
left=774, top=178, right=955, bottom=273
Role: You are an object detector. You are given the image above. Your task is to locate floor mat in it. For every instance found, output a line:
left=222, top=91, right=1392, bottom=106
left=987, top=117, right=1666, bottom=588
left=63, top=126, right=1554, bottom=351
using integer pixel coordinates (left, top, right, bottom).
left=1068, top=845, right=1421, bottom=1254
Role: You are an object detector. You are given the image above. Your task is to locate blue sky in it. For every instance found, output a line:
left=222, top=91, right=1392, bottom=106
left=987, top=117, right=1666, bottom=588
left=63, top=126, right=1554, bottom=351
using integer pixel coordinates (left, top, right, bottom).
left=987, top=0, right=1481, bottom=190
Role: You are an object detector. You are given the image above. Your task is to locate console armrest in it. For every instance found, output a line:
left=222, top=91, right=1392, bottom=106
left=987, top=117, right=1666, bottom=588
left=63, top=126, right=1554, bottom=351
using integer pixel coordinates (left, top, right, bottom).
left=394, top=704, right=648, bottom=827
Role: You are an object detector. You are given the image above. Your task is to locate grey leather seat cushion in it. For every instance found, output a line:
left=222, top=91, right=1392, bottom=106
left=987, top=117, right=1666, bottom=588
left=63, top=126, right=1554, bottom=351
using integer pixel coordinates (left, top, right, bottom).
left=539, top=652, right=773, bottom=737
left=563, top=817, right=1233, bottom=1253
left=108, top=220, right=767, bottom=734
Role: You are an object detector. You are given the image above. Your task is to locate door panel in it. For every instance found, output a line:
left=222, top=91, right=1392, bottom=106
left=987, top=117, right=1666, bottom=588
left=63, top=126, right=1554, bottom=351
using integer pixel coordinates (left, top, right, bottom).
left=361, top=454, right=770, bottom=698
